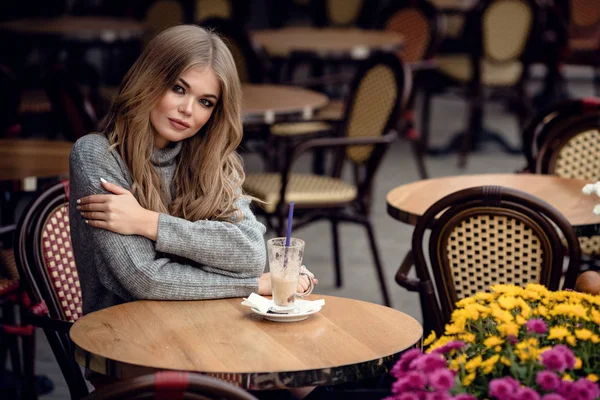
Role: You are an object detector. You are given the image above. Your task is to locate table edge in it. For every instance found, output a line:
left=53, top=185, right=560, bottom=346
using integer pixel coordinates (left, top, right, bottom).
left=74, top=337, right=421, bottom=389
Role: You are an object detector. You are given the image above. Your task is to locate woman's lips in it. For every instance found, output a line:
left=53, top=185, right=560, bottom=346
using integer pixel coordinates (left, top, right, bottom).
left=168, top=118, right=190, bottom=131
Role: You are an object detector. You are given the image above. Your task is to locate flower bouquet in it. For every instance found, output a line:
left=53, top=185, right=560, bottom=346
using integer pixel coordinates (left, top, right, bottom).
left=386, top=284, right=600, bottom=400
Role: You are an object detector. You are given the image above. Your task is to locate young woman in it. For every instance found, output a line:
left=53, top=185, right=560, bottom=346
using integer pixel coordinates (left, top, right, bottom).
left=69, top=25, right=316, bottom=315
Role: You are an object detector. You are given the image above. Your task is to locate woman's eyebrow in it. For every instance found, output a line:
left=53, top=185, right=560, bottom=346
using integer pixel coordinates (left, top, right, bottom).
left=178, top=78, right=219, bottom=100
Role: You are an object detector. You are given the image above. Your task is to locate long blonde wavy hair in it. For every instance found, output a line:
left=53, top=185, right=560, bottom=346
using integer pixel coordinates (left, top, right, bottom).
left=102, top=25, right=245, bottom=222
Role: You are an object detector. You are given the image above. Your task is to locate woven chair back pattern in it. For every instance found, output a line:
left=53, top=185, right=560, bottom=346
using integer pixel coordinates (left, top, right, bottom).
left=482, top=0, right=533, bottom=62
left=384, top=8, right=430, bottom=63
left=196, top=0, right=232, bottom=22
left=439, top=211, right=546, bottom=300
left=346, top=65, right=397, bottom=163
left=551, top=129, right=600, bottom=181
left=145, top=0, right=184, bottom=38
left=40, top=204, right=82, bottom=322
left=570, top=0, right=600, bottom=29
left=327, top=0, right=363, bottom=26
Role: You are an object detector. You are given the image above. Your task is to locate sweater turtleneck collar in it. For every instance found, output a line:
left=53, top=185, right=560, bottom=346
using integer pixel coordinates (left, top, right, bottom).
left=151, top=141, right=182, bottom=167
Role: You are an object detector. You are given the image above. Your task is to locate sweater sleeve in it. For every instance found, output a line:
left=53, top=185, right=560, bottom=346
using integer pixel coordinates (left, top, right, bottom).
left=154, top=196, right=267, bottom=277
left=69, top=135, right=263, bottom=300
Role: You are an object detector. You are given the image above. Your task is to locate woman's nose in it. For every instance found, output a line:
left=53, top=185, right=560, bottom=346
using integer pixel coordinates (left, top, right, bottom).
left=178, top=99, right=193, bottom=116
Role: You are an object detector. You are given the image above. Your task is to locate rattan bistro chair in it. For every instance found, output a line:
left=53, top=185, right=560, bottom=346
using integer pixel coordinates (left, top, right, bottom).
left=85, top=371, right=258, bottom=400
left=396, top=186, right=581, bottom=335
left=244, top=53, right=410, bottom=307
left=14, top=181, right=89, bottom=400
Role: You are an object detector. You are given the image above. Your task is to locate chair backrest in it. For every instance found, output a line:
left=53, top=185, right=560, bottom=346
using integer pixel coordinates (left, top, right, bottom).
left=411, top=186, right=581, bottom=334
left=45, top=64, right=98, bottom=142
left=85, top=371, right=258, bottom=400
left=567, top=0, right=600, bottom=34
left=311, top=0, right=374, bottom=28
left=465, top=0, right=539, bottom=64
left=536, top=112, right=600, bottom=180
left=200, top=18, right=267, bottom=83
left=377, top=0, right=440, bottom=64
left=144, top=0, right=186, bottom=39
left=14, top=181, right=89, bottom=399
left=522, top=97, right=600, bottom=173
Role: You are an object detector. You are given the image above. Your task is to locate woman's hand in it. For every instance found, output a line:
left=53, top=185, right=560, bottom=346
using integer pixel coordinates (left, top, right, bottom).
left=77, top=179, right=159, bottom=240
left=298, top=266, right=318, bottom=293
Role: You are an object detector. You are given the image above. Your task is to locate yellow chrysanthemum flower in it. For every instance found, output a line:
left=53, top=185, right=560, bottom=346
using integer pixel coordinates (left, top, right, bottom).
left=465, top=355, right=482, bottom=372
left=563, top=374, right=573, bottom=382
left=423, top=331, right=437, bottom=346
left=575, top=357, right=582, bottom=370
left=566, top=335, right=576, bottom=347
left=591, top=334, right=600, bottom=344
left=498, top=295, right=517, bottom=310
left=587, top=374, right=599, bottom=383
left=481, top=355, right=500, bottom=374
left=462, top=372, right=476, bottom=387
left=483, top=336, right=504, bottom=349
left=497, top=323, right=519, bottom=337
left=459, top=332, right=476, bottom=343
left=591, top=309, right=600, bottom=325
left=547, top=326, right=570, bottom=341
left=500, top=356, right=511, bottom=367
left=575, top=329, right=593, bottom=341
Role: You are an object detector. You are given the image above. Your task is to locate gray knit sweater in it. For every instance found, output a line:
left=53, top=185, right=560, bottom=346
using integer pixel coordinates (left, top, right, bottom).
left=69, top=134, right=266, bottom=314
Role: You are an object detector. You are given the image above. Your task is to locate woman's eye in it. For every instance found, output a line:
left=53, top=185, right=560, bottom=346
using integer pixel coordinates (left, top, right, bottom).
left=172, top=84, right=185, bottom=94
left=199, top=99, right=213, bottom=108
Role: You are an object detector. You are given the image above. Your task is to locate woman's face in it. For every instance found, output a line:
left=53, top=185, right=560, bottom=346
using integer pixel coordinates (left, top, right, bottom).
left=150, top=65, right=221, bottom=149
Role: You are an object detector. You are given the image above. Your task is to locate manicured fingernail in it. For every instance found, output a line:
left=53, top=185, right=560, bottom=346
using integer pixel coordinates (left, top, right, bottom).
left=76, top=199, right=81, bottom=204
left=76, top=205, right=80, bottom=210
left=100, top=178, right=107, bottom=183
left=84, top=219, right=89, bottom=224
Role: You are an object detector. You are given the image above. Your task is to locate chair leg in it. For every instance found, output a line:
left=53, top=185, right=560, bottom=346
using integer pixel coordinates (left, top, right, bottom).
left=330, top=219, right=342, bottom=288
left=460, top=88, right=483, bottom=168
left=363, top=221, right=392, bottom=307
left=410, top=140, right=428, bottom=180
left=595, top=67, right=600, bottom=98
left=419, top=90, right=432, bottom=152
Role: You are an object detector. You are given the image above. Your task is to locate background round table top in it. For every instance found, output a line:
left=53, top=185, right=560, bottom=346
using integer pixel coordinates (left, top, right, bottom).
left=0, top=17, right=147, bottom=41
left=242, top=84, right=329, bottom=124
left=252, top=27, right=404, bottom=58
left=0, top=139, right=72, bottom=182
left=70, top=295, right=422, bottom=389
left=386, top=174, right=600, bottom=232
left=429, top=0, right=477, bottom=11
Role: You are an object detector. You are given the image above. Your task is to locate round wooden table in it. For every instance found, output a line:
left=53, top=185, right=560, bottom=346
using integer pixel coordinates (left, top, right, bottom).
left=242, top=84, right=329, bottom=124
left=386, top=174, right=600, bottom=236
left=0, top=139, right=72, bottom=183
left=70, top=295, right=422, bottom=390
left=0, top=17, right=146, bottom=42
left=252, top=27, right=404, bottom=59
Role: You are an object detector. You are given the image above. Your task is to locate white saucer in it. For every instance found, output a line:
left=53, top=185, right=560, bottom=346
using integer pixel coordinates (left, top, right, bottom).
left=251, top=300, right=323, bottom=322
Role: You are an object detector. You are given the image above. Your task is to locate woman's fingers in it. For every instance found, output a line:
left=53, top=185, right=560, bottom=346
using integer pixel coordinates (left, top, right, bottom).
left=80, top=211, right=108, bottom=221
left=297, top=274, right=310, bottom=292
left=301, top=266, right=318, bottom=285
left=77, top=194, right=112, bottom=205
left=76, top=202, right=107, bottom=212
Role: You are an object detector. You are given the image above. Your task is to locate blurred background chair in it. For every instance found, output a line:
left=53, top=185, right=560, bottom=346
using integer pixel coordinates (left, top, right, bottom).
left=14, top=181, right=89, bottom=400
left=421, top=0, right=540, bottom=167
left=310, top=0, right=374, bottom=29
left=396, top=186, right=581, bottom=335
left=84, top=371, right=258, bottom=400
left=244, top=52, right=411, bottom=307
left=376, top=0, right=442, bottom=179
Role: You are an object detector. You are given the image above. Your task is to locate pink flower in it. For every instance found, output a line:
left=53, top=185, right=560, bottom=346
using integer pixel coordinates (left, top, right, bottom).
left=404, top=371, right=427, bottom=390
left=516, top=387, right=541, bottom=400
left=574, top=378, right=600, bottom=400
left=526, top=319, right=548, bottom=334
left=536, top=371, right=561, bottom=391
left=453, top=395, right=477, bottom=400
left=397, top=393, right=421, bottom=400
left=429, top=369, right=455, bottom=391
left=541, top=350, right=567, bottom=372
left=431, top=340, right=465, bottom=355
left=541, top=395, right=565, bottom=400
left=489, top=377, right=519, bottom=399
left=553, top=345, right=576, bottom=369
left=392, top=349, right=423, bottom=377
left=557, top=381, right=578, bottom=398
left=425, top=392, right=452, bottom=400
left=410, top=353, right=446, bottom=372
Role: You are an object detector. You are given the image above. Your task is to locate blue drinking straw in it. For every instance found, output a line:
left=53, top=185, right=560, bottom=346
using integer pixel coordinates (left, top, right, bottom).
left=283, top=202, right=294, bottom=268
left=285, top=202, right=294, bottom=247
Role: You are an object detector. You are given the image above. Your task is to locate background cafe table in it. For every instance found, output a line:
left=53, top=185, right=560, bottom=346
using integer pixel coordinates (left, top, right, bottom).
left=251, top=27, right=404, bottom=59
left=242, top=83, right=329, bottom=125
left=0, top=139, right=72, bottom=185
left=386, top=174, right=600, bottom=237
left=70, top=295, right=422, bottom=390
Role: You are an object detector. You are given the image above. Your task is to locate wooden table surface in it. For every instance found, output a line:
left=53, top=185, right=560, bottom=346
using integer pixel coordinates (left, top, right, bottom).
left=0, top=139, right=72, bottom=182
left=252, top=27, right=404, bottom=59
left=0, top=16, right=146, bottom=41
left=70, top=295, right=422, bottom=389
left=242, top=84, right=329, bottom=124
left=386, top=174, right=600, bottom=236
